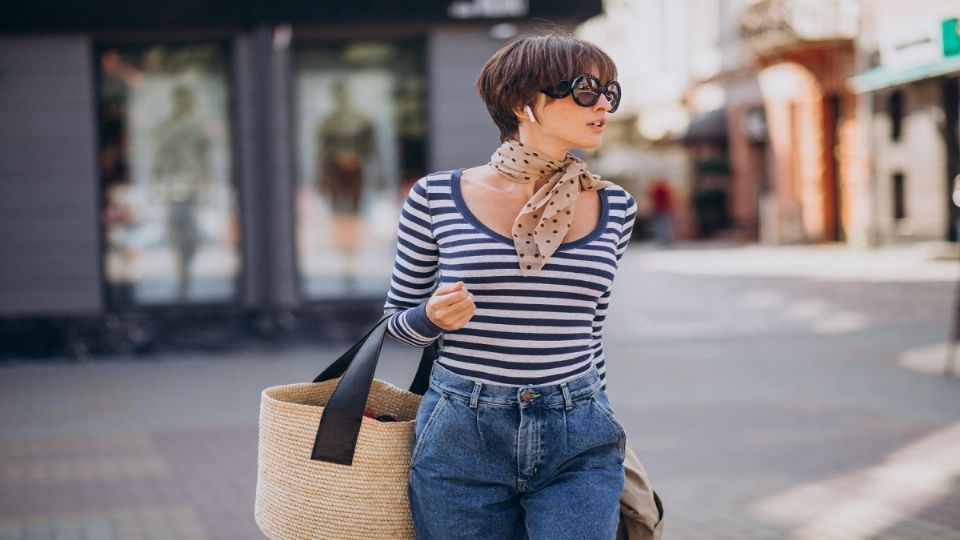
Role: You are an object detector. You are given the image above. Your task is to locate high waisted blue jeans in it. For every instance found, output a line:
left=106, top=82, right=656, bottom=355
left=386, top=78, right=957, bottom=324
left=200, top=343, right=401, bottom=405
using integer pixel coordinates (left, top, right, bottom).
left=408, top=362, right=626, bottom=540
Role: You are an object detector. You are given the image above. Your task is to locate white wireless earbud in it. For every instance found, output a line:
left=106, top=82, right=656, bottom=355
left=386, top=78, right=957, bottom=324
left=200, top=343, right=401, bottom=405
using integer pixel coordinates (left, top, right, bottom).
left=524, top=105, right=537, bottom=124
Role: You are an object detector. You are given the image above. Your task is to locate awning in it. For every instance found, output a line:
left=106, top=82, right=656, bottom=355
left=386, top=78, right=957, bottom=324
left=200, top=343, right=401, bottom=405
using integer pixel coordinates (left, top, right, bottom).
left=681, top=109, right=727, bottom=145
left=847, top=55, right=960, bottom=94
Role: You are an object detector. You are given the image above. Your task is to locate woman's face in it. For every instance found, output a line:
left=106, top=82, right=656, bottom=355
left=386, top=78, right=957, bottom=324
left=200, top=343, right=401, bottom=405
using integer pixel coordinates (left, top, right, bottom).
left=524, top=71, right=614, bottom=157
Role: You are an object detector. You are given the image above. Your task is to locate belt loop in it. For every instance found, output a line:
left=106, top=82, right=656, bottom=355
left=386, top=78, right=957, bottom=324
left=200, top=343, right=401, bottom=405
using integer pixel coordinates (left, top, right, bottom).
left=469, top=381, right=482, bottom=409
left=560, top=382, right=572, bottom=411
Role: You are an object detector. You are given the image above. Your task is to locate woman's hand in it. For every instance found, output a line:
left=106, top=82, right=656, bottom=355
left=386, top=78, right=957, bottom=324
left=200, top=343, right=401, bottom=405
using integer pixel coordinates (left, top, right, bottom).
left=426, top=281, right=476, bottom=331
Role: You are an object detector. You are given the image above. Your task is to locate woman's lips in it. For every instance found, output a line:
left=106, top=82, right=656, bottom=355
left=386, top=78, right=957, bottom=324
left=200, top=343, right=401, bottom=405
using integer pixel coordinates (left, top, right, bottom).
left=587, top=119, right=605, bottom=132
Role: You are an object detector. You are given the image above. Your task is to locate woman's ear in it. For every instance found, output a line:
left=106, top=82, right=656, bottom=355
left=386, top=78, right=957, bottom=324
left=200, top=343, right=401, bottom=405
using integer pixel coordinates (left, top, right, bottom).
left=524, top=105, right=538, bottom=124
left=516, top=94, right=545, bottom=125
left=514, top=103, right=537, bottom=124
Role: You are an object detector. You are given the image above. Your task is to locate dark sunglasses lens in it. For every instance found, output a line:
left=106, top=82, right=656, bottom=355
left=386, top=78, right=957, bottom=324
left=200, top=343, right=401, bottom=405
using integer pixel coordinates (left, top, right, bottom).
left=572, top=77, right=601, bottom=106
left=605, top=81, right=621, bottom=112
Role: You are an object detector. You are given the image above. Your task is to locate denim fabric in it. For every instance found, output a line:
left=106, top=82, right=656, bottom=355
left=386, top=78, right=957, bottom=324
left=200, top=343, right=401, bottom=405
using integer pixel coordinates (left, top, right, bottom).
left=408, top=362, right=626, bottom=540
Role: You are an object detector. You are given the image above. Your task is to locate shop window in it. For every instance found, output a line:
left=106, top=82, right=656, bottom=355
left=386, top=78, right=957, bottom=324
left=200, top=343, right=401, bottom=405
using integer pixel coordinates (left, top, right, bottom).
left=888, top=90, right=903, bottom=142
left=892, top=172, right=906, bottom=220
left=293, top=40, right=426, bottom=299
left=97, top=43, right=240, bottom=307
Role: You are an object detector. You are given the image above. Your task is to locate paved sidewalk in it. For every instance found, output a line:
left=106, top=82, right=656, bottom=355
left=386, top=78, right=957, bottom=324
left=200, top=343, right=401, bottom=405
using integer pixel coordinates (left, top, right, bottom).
left=1, top=243, right=959, bottom=539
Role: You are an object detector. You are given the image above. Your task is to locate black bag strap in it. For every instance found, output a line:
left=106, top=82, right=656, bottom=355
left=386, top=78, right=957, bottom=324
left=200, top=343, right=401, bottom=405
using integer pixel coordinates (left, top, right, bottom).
left=310, top=312, right=440, bottom=465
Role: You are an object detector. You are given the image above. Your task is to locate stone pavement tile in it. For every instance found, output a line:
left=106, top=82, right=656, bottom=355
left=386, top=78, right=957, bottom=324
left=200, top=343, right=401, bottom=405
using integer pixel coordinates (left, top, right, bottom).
left=0, top=426, right=253, bottom=539
left=2, top=472, right=176, bottom=516
left=0, top=523, right=21, bottom=540
left=899, top=342, right=960, bottom=377
left=148, top=427, right=260, bottom=540
left=628, top=402, right=936, bottom=479
left=606, top=266, right=953, bottom=342
left=623, top=400, right=960, bottom=540
left=651, top=466, right=960, bottom=539
left=2, top=456, right=168, bottom=483
left=0, top=435, right=153, bottom=459
left=0, top=432, right=170, bottom=517
left=0, top=506, right=207, bottom=540
left=653, top=473, right=794, bottom=540
left=630, top=243, right=958, bottom=282
left=917, top=481, right=960, bottom=530
left=873, top=520, right=960, bottom=540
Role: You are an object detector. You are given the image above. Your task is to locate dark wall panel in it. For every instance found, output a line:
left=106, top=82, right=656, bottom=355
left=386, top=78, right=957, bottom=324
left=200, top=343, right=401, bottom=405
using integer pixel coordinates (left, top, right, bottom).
left=0, top=35, right=102, bottom=315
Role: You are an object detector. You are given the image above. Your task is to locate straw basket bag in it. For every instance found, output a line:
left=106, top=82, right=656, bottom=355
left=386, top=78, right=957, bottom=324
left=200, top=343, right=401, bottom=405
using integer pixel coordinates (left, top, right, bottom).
left=255, top=313, right=438, bottom=539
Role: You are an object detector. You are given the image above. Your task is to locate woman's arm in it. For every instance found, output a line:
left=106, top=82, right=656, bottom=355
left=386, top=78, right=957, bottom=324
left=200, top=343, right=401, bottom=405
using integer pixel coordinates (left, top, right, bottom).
left=383, top=176, right=445, bottom=347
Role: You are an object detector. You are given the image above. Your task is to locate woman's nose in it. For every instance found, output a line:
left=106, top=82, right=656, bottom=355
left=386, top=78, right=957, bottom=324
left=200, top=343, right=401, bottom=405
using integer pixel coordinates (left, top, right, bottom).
left=595, top=94, right=612, bottom=112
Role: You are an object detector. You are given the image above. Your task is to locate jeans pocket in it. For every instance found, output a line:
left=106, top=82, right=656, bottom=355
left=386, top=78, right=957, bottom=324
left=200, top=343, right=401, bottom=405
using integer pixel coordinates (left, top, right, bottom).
left=591, top=391, right=627, bottom=462
left=411, top=389, right=448, bottom=465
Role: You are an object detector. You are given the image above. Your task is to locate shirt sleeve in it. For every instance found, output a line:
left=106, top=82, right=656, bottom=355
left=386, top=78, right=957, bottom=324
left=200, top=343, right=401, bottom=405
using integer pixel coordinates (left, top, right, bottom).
left=590, top=191, right=638, bottom=389
left=383, top=176, right=445, bottom=347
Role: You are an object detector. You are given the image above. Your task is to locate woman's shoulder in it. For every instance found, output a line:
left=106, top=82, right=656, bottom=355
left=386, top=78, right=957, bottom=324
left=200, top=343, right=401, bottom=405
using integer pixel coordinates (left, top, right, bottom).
left=599, top=180, right=637, bottom=210
left=422, top=169, right=462, bottom=181
left=406, top=169, right=460, bottom=193
left=408, top=169, right=462, bottom=192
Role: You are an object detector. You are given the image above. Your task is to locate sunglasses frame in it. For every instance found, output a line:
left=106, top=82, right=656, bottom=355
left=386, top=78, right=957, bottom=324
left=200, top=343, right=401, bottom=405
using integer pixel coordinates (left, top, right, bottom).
left=539, top=74, right=621, bottom=113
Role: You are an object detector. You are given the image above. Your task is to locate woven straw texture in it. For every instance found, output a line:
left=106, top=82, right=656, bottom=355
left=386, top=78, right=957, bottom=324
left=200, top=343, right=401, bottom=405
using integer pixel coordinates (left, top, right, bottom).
left=255, top=378, right=422, bottom=539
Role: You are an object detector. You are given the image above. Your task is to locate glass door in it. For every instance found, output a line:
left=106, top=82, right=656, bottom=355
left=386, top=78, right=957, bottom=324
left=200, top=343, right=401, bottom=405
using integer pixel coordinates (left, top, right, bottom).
left=293, top=40, right=427, bottom=299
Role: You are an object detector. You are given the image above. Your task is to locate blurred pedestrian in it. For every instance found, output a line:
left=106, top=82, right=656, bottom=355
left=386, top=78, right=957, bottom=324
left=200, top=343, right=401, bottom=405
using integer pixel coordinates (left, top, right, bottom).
left=380, top=30, right=642, bottom=539
left=150, top=85, right=211, bottom=301
left=648, top=179, right=674, bottom=246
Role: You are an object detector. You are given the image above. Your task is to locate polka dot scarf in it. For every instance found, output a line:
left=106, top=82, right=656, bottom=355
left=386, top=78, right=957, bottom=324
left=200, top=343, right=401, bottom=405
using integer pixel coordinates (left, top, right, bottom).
left=489, top=139, right=611, bottom=276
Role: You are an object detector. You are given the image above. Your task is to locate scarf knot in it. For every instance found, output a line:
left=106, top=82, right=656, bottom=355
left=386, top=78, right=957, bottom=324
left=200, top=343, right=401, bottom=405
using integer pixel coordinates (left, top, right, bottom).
left=488, top=139, right=611, bottom=276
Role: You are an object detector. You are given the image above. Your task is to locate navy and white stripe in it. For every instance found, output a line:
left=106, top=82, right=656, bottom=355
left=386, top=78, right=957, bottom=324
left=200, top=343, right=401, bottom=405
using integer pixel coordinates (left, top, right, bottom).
left=384, top=168, right=637, bottom=390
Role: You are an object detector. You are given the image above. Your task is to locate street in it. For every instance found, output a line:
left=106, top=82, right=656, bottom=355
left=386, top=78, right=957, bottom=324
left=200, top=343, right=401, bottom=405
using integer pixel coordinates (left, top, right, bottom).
left=1, top=243, right=959, bottom=540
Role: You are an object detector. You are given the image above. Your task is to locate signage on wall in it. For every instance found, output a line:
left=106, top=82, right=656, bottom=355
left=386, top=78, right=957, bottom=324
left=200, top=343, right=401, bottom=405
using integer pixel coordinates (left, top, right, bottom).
left=448, top=0, right=529, bottom=19
left=944, top=18, right=960, bottom=57
left=878, top=17, right=960, bottom=68
left=880, top=29, right=942, bottom=68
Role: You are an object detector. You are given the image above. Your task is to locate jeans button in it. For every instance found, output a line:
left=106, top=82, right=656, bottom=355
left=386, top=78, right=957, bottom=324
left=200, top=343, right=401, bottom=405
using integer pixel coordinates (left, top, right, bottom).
left=520, top=391, right=534, bottom=401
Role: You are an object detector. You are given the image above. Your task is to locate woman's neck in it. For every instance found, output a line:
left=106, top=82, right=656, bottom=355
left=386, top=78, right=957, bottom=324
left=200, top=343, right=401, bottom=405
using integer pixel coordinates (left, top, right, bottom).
left=512, top=130, right=569, bottom=162
left=485, top=165, right=547, bottom=199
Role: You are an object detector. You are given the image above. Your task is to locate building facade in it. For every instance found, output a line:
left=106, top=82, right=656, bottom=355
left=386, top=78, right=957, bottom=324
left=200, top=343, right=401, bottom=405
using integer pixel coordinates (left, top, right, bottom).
left=738, top=0, right=864, bottom=244
left=849, top=0, right=960, bottom=246
left=722, top=0, right=959, bottom=248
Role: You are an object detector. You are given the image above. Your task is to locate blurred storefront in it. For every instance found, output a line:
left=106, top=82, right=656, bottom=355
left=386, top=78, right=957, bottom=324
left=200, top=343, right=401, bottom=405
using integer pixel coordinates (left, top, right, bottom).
left=739, top=0, right=862, bottom=244
left=684, top=0, right=958, bottom=249
left=0, top=1, right=602, bottom=355
left=848, top=2, right=960, bottom=246
left=681, top=108, right=734, bottom=238
left=620, top=0, right=768, bottom=243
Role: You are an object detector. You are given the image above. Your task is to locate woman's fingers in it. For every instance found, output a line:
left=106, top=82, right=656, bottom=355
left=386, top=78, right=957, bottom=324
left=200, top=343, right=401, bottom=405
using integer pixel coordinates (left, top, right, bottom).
left=447, top=294, right=475, bottom=316
left=435, top=281, right=464, bottom=295
left=440, top=289, right=472, bottom=308
left=442, top=301, right=476, bottom=330
left=433, top=292, right=474, bottom=320
left=427, top=281, right=476, bottom=330
left=432, top=282, right=471, bottom=308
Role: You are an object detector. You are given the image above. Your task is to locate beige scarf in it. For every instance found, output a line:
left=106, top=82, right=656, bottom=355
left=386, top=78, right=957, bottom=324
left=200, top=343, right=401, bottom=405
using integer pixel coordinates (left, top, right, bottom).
left=489, top=139, right=611, bottom=276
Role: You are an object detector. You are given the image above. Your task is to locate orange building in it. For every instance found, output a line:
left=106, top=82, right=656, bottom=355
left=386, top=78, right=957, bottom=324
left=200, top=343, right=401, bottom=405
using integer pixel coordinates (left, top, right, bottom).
left=738, top=0, right=864, bottom=244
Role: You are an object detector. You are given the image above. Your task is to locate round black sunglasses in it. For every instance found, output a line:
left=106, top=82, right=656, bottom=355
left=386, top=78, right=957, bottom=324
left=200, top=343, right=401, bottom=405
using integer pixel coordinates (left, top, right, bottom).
left=539, top=74, right=621, bottom=113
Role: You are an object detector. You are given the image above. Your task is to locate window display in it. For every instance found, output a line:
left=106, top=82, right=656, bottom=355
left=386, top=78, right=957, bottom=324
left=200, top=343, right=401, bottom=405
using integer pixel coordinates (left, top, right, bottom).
left=98, top=44, right=240, bottom=306
left=294, top=41, right=426, bottom=298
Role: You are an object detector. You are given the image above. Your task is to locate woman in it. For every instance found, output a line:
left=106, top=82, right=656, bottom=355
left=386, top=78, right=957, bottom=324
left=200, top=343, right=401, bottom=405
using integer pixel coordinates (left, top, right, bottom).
left=383, top=31, right=637, bottom=539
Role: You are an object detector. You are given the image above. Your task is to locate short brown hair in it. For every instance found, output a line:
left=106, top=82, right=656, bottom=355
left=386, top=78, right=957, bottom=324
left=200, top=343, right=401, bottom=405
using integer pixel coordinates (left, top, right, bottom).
left=476, top=31, right=618, bottom=142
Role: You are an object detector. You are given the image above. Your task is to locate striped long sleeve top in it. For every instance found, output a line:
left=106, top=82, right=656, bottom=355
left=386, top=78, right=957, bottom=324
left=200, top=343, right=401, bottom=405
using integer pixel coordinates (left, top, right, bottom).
left=383, top=168, right=637, bottom=390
